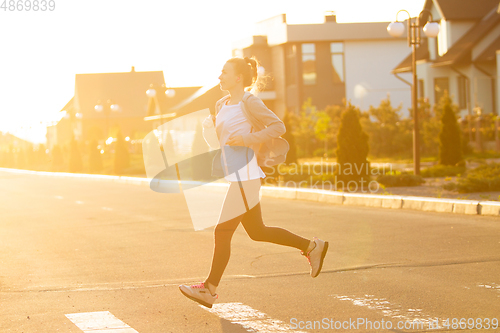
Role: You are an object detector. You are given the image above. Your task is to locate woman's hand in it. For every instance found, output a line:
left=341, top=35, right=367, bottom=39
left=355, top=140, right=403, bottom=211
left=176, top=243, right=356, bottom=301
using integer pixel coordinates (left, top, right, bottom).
left=203, top=115, right=215, bottom=128
left=226, top=135, right=244, bottom=146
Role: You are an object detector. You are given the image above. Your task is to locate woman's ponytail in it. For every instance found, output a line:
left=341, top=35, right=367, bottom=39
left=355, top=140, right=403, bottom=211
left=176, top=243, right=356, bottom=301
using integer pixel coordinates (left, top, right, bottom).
left=244, top=57, right=258, bottom=87
left=227, top=56, right=267, bottom=93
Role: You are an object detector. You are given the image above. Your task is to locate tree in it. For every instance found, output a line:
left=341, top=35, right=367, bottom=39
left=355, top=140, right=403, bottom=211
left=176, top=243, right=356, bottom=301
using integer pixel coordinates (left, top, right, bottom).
left=314, top=110, right=334, bottom=159
left=291, top=98, right=318, bottom=158
left=335, top=102, right=370, bottom=185
left=5, top=145, right=15, bottom=168
left=282, top=110, right=298, bottom=164
left=438, top=92, right=463, bottom=166
left=36, top=144, right=48, bottom=167
left=114, top=130, right=130, bottom=175
left=69, top=137, right=83, bottom=173
left=418, top=98, right=441, bottom=157
left=24, top=144, right=35, bottom=169
left=191, top=120, right=211, bottom=181
left=363, top=97, right=409, bottom=158
left=15, top=148, right=27, bottom=169
left=88, top=139, right=103, bottom=174
left=51, top=144, right=64, bottom=172
left=323, top=104, right=343, bottom=157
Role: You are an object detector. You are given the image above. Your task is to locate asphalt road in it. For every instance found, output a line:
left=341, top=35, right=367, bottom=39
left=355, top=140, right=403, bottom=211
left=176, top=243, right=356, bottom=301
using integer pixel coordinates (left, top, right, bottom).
left=1, top=170, right=499, bottom=333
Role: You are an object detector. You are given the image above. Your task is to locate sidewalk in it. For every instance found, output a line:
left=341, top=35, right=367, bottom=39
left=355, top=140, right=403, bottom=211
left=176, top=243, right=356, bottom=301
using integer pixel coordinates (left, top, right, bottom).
left=292, top=176, right=500, bottom=202
left=2, top=167, right=499, bottom=217
left=298, top=158, right=500, bottom=203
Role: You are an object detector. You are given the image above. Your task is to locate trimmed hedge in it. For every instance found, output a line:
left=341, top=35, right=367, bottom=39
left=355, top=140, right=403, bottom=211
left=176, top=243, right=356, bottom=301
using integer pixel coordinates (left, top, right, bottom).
left=443, top=163, right=500, bottom=193
left=376, top=173, right=425, bottom=187
left=420, top=164, right=466, bottom=178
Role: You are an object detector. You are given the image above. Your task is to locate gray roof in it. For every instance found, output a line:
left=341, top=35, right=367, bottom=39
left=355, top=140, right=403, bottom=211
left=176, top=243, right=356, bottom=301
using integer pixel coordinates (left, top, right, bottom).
left=425, top=0, right=499, bottom=20
left=474, top=34, right=500, bottom=62
left=433, top=6, right=500, bottom=66
left=393, top=2, right=500, bottom=72
left=59, top=97, right=75, bottom=113
left=74, top=69, right=167, bottom=119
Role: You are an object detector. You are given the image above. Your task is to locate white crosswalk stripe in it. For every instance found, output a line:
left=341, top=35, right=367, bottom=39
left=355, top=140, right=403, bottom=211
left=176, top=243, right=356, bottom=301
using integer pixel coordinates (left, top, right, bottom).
left=65, top=311, right=138, bottom=333
left=202, top=302, right=307, bottom=333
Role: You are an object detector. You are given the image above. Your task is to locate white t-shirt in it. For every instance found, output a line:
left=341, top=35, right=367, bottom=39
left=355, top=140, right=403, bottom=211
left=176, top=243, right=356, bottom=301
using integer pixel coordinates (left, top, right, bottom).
left=215, top=101, right=266, bottom=182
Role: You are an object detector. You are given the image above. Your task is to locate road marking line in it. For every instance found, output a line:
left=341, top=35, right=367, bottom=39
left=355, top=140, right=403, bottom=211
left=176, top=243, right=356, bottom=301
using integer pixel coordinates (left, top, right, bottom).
left=55, top=195, right=63, bottom=199
left=76, top=201, right=84, bottom=204
left=202, top=302, right=306, bottom=333
left=330, top=294, right=441, bottom=328
left=65, top=311, right=138, bottom=333
left=102, top=207, right=113, bottom=211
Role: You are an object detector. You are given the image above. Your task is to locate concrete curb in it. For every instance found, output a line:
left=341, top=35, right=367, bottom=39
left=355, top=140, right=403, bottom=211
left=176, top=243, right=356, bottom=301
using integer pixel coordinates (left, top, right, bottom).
left=1, top=167, right=497, bottom=217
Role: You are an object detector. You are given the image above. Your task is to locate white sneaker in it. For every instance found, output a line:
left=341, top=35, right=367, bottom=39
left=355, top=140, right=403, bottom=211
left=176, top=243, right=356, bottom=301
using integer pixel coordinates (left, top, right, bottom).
left=179, top=282, right=218, bottom=308
left=301, top=237, right=328, bottom=278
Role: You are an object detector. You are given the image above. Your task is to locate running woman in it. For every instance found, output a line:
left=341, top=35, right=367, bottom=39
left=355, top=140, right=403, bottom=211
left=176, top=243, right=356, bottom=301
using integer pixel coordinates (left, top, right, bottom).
left=179, top=56, right=328, bottom=308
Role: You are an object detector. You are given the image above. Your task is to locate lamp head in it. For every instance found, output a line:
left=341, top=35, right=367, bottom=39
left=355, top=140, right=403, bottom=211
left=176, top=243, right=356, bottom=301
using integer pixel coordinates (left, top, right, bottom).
left=387, top=21, right=405, bottom=37
left=165, top=89, right=176, bottom=98
left=423, top=22, right=439, bottom=38
left=110, top=104, right=121, bottom=112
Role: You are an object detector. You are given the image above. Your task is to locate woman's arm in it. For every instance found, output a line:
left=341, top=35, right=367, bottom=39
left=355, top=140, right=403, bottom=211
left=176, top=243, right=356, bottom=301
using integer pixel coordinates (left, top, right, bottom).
left=240, top=96, right=286, bottom=147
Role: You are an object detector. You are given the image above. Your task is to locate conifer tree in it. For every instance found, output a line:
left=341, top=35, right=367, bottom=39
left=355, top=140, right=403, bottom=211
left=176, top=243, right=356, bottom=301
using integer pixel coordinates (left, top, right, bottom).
left=36, top=144, right=48, bottom=166
left=25, top=144, right=35, bottom=169
left=69, top=137, right=83, bottom=173
left=114, top=130, right=130, bottom=175
left=16, top=148, right=27, bottom=169
left=89, top=139, right=103, bottom=173
left=335, top=102, right=370, bottom=185
left=5, top=144, right=15, bottom=168
left=51, top=144, right=64, bottom=171
left=438, top=92, right=463, bottom=166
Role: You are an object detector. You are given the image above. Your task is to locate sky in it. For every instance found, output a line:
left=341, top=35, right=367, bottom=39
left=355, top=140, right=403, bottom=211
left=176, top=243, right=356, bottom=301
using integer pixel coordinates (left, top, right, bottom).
left=0, top=0, right=426, bottom=144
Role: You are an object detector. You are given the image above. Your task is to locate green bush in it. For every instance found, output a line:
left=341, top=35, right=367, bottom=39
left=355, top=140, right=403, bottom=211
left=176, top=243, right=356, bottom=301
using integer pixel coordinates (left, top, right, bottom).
left=376, top=172, right=425, bottom=187
left=420, top=164, right=466, bottom=178
left=442, top=163, right=500, bottom=193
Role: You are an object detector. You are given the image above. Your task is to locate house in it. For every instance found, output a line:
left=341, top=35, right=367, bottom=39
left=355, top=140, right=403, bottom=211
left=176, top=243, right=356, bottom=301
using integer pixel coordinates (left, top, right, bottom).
left=229, top=13, right=413, bottom=118
left=47, top=67, right=201, bottom=150
left=392, top=0, right=500, bottom=117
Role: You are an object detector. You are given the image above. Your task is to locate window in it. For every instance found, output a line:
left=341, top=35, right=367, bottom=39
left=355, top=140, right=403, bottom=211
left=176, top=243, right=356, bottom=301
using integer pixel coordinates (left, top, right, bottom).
left=286, top=44, right=297, bottom=85
left=330, top=42, right=344, bottom=83
left=434, top=77, right=449, bottom=104
left=302, top=43, right=316, bottom=85
left=458, top=76, right=468, bottom=109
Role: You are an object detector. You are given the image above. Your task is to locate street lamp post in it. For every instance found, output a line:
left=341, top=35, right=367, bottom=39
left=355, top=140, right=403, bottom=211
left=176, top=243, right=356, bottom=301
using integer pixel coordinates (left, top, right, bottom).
left=94, top=99, right=121, bottom=149
left=145, top=84, right=176, bottom=143
left=387, top=10, right=439, bottom=175
left=474, top=106, right=483, bottom=152
left=146, top=83, right=176, bottom=122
